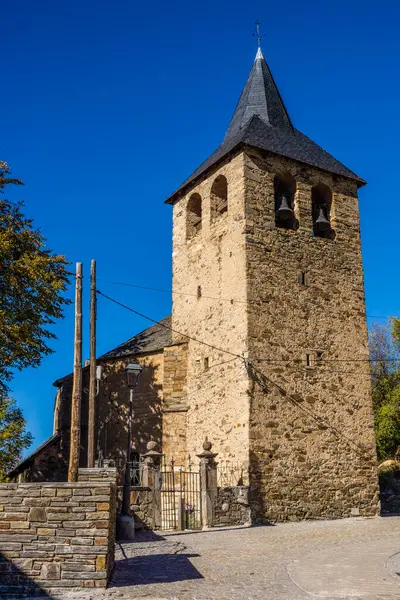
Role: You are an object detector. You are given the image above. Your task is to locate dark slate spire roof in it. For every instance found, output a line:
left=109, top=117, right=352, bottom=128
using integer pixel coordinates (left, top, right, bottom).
left=224, top=48, right=293, bottom=141
left=165, top=49, right=364, bottom=204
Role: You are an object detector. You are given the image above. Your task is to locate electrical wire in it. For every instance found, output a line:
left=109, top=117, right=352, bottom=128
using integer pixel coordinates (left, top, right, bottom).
left=96, top=276, right=395, bottom=320
left=246, top=361, right=373, bottom=462
left=96, top=289, right=243, bottom=361
left=97, top=288, right=398, bottom=365
left=96, top=290, right=379, bottom=461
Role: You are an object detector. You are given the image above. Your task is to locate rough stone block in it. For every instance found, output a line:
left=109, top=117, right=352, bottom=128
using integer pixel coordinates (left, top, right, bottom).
left=73, top=488, right=91, bottom=496
left=29, top=507, right=47, bottom=522
left=93, top=520, right=108, bottom=529
left=86, top=511, right=110, bottom=520
left=56, top=489, right=72, bottom=497
left=62, top=563, right=96, bottom=572
left=94, top=537, right=107, bottom=546
left=71, top=538, right=94, bottom=546
left=0, top=543, right=22, bottom=551
left=2, top=512, right=28, bottom=521
left=41, top=562, right=61, bottom=580
left=37, top=528, right=56, bottom=536
left=23, top=498, right=51, bottom=507
left=41, top=488, right=57, bottom=497
left=96, top=555, right=106, bottom=571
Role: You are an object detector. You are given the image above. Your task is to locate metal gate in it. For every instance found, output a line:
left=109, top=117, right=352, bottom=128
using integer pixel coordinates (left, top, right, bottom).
left=160, top=458, right=202, bottom=530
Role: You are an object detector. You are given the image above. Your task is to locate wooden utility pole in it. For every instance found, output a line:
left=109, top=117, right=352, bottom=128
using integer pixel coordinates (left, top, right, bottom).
left=68, top=262, right=83, bottom=482
left=87, top=259, right=97, bottom=468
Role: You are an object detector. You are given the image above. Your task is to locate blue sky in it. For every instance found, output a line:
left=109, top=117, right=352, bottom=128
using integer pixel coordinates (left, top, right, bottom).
left=2, top=0, right=399, bottom=454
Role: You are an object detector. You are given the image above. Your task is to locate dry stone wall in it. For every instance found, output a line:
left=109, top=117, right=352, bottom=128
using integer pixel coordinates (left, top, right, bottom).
left=214, top=487, right=251, bottom=527
left=243, top=148, right=379, bottom=521
left=0, top=478, right=116, bottom=597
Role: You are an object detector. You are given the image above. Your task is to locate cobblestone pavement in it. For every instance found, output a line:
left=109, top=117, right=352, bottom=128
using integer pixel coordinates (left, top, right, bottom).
left=32, top=516, right=400, bottom=600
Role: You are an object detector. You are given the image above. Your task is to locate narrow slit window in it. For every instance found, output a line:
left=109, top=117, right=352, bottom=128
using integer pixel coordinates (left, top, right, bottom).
left=306, top=354, right=311, bottom=367
left=204, top=357, right=209, bottom=371
left=299, top=271, right=307, bottom=286
left=197, top=285, right=202, bottom=299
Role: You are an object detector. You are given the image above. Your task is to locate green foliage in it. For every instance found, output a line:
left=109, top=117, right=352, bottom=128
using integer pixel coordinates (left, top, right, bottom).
left=375, top=385, right=400, bottom=461
left=0, top=160, right=71, bottom=477
left=0, top=160, right=70, bottom=395
left=0, top=397, right=33, bottom=481
left=369, top=320, right=400, bottom=462
left=391, top=317, right=400, bottom=350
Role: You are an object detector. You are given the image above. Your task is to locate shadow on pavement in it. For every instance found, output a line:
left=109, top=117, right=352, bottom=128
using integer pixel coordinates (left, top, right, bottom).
left=110, top=552, right=202, bottom=587
left=127, top=529, right=166, bottom=542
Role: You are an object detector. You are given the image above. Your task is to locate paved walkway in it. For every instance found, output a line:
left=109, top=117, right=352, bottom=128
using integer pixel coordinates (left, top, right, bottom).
left=36, top=516, right=400, bottom=599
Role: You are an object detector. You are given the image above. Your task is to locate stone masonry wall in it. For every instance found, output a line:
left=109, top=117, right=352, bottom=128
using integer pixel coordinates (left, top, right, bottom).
left=214, top=487, right=251, bottom=527
left=0, top=479, right=116, bottom=597
left=128, top=488, right=154, bottom=530
left=172, top=151, right=250, bottom=468
left=40, top=352, right=164, bottom=484
left=162, top=343, right=188, bottom=465
left=10, top=434, right=68, bottom=484
left=243, top=148, right=379, bottom=521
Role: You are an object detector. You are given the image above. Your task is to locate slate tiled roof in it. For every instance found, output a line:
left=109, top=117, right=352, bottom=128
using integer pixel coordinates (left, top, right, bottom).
left=99, top=316, right=172, bottom=359
left=165, top=48, right=365, bottom=204
left=7, top=432, right=61, bottom=477
left=53, top=316, right=172, bottom=386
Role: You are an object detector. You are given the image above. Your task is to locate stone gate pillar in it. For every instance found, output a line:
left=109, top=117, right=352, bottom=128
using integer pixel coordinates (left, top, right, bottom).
left=141, top=440, right=162, bottom=529
left=197, top=438, right=218, bottom=529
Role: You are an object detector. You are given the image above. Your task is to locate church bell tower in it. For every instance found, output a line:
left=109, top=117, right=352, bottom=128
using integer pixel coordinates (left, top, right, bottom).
left=165, top=45, right=379, bottom=521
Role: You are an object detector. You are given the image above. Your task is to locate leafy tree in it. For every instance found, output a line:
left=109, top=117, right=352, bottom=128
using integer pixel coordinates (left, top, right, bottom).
left=369, top=319, right=400, bottom=461
left=0, top=397, right=33, bottom=481
left=0, top=160, right=70, bottom=395
left=375, top=386, right=400, bottom=461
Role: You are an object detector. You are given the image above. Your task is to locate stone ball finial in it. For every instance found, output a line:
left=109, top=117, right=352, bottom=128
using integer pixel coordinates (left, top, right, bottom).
left=203, top=437, right=212, bottom=452
left=146, top=440, right=158, bottom=452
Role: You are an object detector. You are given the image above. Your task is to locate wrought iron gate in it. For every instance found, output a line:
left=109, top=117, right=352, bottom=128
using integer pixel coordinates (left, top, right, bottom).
left=160, top=458, right=202, bottom=530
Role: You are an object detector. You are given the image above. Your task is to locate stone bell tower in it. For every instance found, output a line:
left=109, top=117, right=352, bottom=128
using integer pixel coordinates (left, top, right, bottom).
left=165, top=46, right=379, bottom=521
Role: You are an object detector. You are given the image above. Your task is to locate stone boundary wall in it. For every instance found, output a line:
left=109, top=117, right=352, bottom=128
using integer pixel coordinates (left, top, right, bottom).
left=114, top=485, right=154, bottom=530
left=0, top=479, right=116, bottom=598
left=128, top=487, right=153, bottom=530
left=213, top=486, right=251, bottom=527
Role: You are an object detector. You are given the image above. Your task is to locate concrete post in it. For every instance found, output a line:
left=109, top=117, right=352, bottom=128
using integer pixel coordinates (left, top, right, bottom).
left=141, top=440, right=162, bottom=529
left=197, top=438, right=218, bottom=529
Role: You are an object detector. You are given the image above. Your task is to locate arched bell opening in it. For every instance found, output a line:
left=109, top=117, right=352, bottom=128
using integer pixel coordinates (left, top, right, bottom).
left=274, top=173, right=296, bottom=230
left=311, top=184, right=333, bottom=239
left=210, top=175, right=228, bottom=222
left=186, top=193, right=202, bottom=240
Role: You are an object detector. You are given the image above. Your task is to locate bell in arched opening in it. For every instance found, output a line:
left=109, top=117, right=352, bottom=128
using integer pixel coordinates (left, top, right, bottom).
left=314, top=205, right=330, bottom=232
left=276, top=194, right=294, bottom=221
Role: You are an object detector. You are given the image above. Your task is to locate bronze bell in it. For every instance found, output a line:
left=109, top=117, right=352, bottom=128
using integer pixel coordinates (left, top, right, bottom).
left=314, top=205, right=330, bottom=232
left=276, top=194, right=294, bottom=220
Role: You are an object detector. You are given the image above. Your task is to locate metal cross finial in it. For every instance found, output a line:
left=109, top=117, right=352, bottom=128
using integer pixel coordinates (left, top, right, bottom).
left=253, top=20, right=263, bottom=48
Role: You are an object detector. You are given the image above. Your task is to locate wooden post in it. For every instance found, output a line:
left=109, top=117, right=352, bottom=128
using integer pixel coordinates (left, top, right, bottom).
left=68, top=262, right=83, bottom=482
left=87, top=259, right=96, bottom=468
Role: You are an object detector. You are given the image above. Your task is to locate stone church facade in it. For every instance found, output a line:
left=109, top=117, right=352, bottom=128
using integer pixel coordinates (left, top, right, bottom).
left=10, top=47, right=379, bottom=521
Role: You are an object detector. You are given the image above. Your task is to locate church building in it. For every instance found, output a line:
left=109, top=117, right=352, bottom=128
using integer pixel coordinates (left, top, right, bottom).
left=10, top=46, right=379, bottom=522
